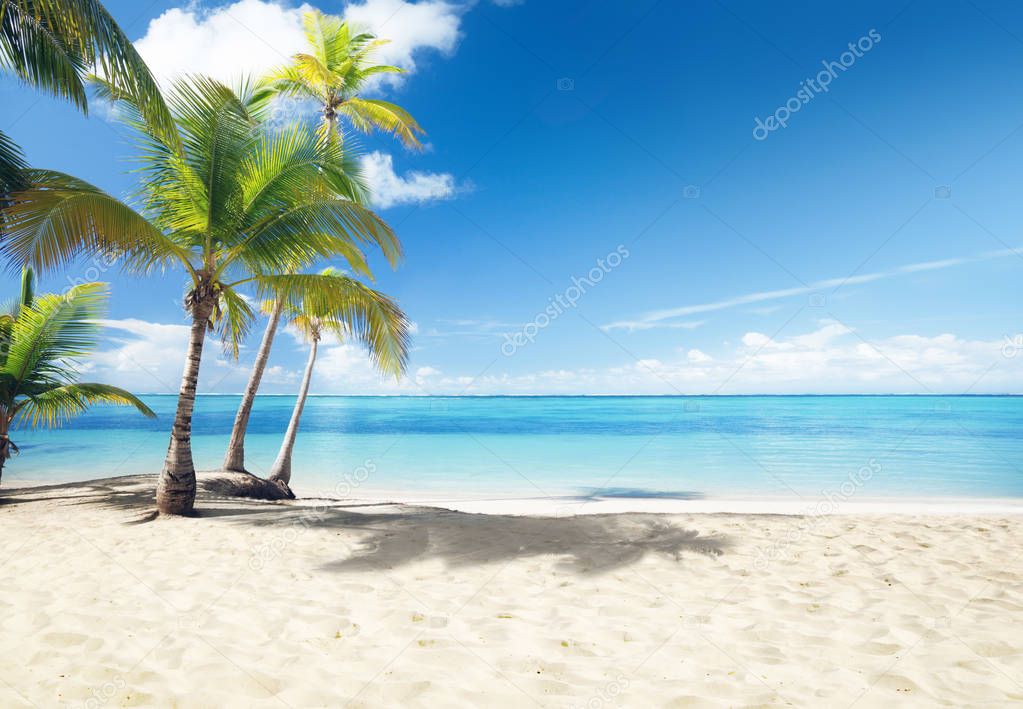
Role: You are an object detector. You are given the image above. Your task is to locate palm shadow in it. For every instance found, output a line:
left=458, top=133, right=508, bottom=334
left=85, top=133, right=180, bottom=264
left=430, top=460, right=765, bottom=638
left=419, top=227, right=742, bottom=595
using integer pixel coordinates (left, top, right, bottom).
left=1, top=475, right=731, bottom=574
left=236, top=504, right=730, bottom=575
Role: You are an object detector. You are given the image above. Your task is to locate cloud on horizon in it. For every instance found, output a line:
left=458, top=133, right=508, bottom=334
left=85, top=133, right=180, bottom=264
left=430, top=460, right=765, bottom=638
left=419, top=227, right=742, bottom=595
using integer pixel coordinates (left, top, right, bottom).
left=89, top=319, right=1023, bottom=396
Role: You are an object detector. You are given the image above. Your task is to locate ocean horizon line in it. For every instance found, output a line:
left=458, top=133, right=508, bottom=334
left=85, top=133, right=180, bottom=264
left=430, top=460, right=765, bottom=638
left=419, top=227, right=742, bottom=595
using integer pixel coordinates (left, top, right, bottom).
left=131, top=392, right=1023, bottom=398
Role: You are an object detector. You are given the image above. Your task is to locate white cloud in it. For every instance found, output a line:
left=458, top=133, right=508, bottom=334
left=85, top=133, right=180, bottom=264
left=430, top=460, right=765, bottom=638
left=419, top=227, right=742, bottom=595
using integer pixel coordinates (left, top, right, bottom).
left=88, top=318, right=1023, bottom=396
left=90, top=319, right=252, bottom=393
left=135, top=0, right=313, bottom=85
left=343, top=0, right=461, bottom=76
left=602, top=247, right=1023, bottom=332
left=361, top=150, right=458, bottom=208
left=134, top=0, right=467, bottom=86
left=290, top=323, right=1023, bottom=395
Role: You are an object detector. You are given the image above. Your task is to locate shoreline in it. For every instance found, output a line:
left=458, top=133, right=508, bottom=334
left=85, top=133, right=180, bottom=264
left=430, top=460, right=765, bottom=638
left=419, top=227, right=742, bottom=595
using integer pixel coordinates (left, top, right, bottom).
left=1, top=474, right=1021, bottom=706
left=7, top=474, right=1023, bottom=516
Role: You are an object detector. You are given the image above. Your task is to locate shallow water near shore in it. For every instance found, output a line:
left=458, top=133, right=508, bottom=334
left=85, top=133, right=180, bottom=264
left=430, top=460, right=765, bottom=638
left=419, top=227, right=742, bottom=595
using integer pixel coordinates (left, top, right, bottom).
left=8, top=395, right=1023, bottom=501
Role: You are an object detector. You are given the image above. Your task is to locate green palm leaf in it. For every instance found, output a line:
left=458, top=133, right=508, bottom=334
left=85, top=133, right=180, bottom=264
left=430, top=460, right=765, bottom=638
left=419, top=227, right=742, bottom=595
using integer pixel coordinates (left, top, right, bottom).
left=15, top=382, right=155, bottom=427
left=253, top=270, right=410, bottom=377
left=1, top=0, right=177, bottom=147
left=0, top=128, right=28, bottom=193
left=338, top=97, right=424, bottom=150
left=2, top=282, right=106, bottom=386
left=1, top=169, right=190, bottom=272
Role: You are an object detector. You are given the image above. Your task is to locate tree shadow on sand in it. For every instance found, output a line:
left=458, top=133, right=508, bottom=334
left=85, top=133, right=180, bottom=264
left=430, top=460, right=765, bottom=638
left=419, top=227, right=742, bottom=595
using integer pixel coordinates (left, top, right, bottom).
left=233, top=505, right=731, bottom=575
left=1, top=475, right=732, bottom=574
left=0, top=475, right=156, bottom=515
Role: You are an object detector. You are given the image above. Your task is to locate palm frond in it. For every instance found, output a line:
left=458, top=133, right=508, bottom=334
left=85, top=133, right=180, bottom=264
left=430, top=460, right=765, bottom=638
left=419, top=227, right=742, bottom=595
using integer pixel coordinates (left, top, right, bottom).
left=0, top=169, right=190, bottom=273
left=226, top=197, right=401, bottom=278
left=18, top=266, right=35, bottom=309
left=338, top=97, right=424, bottom=150
left=1, top=281, right=107, bottom=387
left=0, top=129, right=29, bottom=194
left=14, top=381, right=156, bottom=428
left=291, top=52, right=338, bottom=93
left=167, top=76, right=256, bottom=238
left=254, top=271, right=410, bottom=377
left=302, top=9, right=344, bottom=66
left=0, top=1, right=89, bottom=109
left=262, top=63, right=325, bottom=103
left=1, top=0, right=177, bottom=145
left=216, top=285, right=254, bottom=358
left=239, top=122, right=367, bottom=220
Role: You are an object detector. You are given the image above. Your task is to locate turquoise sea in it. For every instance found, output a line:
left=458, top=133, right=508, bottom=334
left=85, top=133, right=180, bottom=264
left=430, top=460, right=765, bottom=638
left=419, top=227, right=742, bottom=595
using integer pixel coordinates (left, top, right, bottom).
left=6, top=395, right=1022, bottom=500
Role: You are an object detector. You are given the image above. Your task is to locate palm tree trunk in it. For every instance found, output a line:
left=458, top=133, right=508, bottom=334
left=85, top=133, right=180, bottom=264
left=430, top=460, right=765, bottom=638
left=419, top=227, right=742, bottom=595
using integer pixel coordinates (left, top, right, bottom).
left=0, top=417, right=11, bottom=487
left=222, top=299, right=283, bottom=473
left=156, top=302, right=213, bottom=515
left=267, top=338, right=318, bottom=486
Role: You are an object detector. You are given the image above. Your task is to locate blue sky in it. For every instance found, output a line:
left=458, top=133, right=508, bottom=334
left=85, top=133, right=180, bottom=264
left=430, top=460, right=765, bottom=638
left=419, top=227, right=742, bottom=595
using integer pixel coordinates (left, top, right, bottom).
left=4, top=0, right=1023, bottom=394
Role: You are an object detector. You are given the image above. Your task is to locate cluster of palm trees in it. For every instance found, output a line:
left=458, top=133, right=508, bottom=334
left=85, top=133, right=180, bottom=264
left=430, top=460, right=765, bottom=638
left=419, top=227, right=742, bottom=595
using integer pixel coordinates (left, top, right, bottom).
left=1, top=2, right=422, bottom=515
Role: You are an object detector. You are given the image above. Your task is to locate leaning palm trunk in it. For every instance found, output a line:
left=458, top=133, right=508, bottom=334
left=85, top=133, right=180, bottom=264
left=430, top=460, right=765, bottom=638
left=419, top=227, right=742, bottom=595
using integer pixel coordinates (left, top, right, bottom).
left=157, top=300, right=214, bottom=515
left=0, top=428, right=9, bottom=486
left=223, top=299, right=284, bottom=473
left=268, top=337, right=318, bottom=485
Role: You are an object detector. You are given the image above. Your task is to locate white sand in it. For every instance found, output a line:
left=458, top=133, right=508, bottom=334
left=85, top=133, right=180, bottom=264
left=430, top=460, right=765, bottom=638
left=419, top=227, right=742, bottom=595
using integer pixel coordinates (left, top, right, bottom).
left=1, top=475, right=1022, bottom=708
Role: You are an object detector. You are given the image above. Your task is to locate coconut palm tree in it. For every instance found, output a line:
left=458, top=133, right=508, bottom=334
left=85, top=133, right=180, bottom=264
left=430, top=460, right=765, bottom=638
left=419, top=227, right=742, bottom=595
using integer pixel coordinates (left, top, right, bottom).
left=266, top=267, right=406, bottom=486
left=1, top=75, right=406, bottom=515
left=222, top=14, right=423, bottom=474
left=0, top=0, right=176, bottom=190
left=0, top=273, right=155, bottom=484
left=264, top=9, right=424, bottom=148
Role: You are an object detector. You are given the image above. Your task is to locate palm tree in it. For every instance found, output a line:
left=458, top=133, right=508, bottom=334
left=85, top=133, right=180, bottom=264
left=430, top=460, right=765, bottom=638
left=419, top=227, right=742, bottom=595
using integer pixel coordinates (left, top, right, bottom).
left=266, top=267, right=407, bottom=486
left=223, top=14, right=423, bottom=473
left=0, top=0, right=176, bottom=189
left=265, top=9, right=424, bottom=148
left=0, top=272, right=155, bottom=484
left=1, top=76, right=405, bottom=515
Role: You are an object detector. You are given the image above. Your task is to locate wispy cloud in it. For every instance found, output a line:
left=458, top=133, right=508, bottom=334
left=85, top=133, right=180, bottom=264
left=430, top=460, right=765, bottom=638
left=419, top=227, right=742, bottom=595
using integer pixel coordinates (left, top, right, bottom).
left=602, top=247, right=1022, bottom=332
left=601, top=319, right=705, bottom=333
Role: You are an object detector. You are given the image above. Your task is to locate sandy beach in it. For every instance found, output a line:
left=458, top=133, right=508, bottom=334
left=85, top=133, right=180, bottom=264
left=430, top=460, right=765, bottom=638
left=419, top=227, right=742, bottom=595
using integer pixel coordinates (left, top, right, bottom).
left=0, top=476, right=1020, bottom=708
